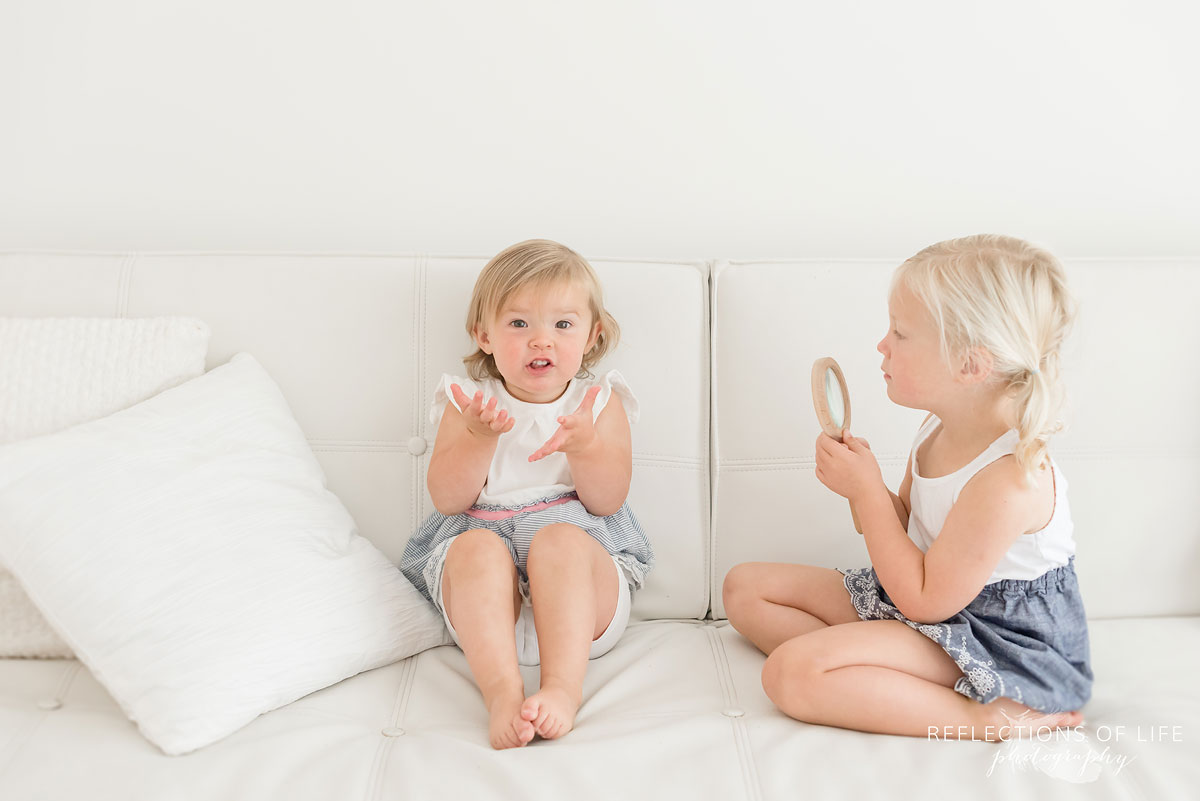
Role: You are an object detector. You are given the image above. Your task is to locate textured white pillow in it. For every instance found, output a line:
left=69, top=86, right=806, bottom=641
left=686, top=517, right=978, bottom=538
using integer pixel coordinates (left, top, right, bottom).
left=0, top=353, right=450, bottom=755
left=0, top=316, right=210, bottom=658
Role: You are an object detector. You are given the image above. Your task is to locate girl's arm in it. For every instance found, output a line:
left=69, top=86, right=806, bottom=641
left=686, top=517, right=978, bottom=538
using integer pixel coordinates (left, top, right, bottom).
left=889, top=453, right=913, bottom=530
left=850, top=436, right=912, bottom=529
left=427, top=387, right=513, bottom=516
left=851, top=447, right=1042, bottom=623
left=528, top=389, right=632, bottom=517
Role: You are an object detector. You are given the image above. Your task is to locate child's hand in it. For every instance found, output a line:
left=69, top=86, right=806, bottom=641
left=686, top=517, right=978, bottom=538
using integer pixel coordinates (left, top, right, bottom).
left=450, top=383, right=516, bottom=438
left=814, top=430, right=883, bottom=502
left=529, top=386, right=602, bottom=462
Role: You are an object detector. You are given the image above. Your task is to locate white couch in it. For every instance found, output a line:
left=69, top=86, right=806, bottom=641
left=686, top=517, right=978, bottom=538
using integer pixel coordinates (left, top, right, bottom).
left=1, top=251, right=1197, bottom=800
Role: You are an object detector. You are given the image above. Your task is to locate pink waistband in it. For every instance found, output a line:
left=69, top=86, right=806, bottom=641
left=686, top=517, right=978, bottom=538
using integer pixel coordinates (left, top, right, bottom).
left=464, top=493, right=578, bottom=521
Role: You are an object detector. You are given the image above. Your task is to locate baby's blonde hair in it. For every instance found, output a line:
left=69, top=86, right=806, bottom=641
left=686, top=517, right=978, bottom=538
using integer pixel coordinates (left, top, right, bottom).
left=464, top=239, right=620, bottom=381
left=893, top=234, right=1077, bottom=485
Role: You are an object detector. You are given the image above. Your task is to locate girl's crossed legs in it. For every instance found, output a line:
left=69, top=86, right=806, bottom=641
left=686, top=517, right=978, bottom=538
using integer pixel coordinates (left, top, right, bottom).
left=442, top=524, right=621, bottom=749
left=722, top=563, right=1082, bottom=739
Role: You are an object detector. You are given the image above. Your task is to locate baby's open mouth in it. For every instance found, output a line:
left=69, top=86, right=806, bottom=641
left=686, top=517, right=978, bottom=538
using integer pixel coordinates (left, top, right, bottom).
left=528, top=359, right=553, bottom=369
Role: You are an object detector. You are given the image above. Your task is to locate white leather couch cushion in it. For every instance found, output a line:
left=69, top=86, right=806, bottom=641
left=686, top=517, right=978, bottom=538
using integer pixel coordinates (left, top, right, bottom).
left=710, top=259, right=1200, bottom=620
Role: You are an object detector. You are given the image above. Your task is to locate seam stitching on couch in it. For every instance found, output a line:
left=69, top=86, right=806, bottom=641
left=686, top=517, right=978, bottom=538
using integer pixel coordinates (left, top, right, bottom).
left=363, top=656, right=418, bottom=801
left=418, top=255, right=428, bottom=525
left=0, top=711, right=45, bottom=785
left=0, top=661, right=81, bottom=783
left=720, top=455, right=910, bottom=465
left=702, top=262, right=714, bottom=620
left=53, top=660, right=83, bottom=701
left=412, top=259, right=422, bottom=538
left=116, top=254, right=134, bottom=318
left=705, top=626, right=763, bottom=801
left=708, top=261, right=722, bottom=620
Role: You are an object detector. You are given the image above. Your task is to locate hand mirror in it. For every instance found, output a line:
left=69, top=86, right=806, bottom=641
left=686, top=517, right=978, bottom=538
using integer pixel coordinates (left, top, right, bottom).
left=811, top=357, right=851, bottom=440
left=811, top=357, right=863, bottom=534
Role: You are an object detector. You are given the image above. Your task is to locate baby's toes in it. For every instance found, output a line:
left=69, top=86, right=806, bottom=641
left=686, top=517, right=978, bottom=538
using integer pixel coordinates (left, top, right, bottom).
left=514, top=714, right=535, bottom=745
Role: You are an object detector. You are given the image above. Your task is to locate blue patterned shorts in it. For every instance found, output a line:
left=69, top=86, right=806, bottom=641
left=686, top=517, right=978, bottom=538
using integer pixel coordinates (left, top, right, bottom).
left=400, top=491, right=653, bottom=605
left=841, top=558, right=1093, bottom=713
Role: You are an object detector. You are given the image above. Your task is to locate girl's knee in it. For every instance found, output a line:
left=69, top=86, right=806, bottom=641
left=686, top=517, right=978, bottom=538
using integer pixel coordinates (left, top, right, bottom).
left=720, top=563, right=748, bottom=613
left=761, top=640, right=820, bottom=714
left=722, top=563, right=762, bottom=621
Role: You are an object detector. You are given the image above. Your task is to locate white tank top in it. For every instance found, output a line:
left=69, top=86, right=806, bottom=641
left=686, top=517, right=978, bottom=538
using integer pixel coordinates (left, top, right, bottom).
left=907, top=415, right=1075, bottom=584
left=429, top=369, right=638, bottom=508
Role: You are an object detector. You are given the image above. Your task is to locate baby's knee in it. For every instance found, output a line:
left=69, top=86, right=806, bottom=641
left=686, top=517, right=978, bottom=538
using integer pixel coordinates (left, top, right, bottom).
left=527, top=523, right=587, bottom=565
left=446, top=528, right=511, bottom=568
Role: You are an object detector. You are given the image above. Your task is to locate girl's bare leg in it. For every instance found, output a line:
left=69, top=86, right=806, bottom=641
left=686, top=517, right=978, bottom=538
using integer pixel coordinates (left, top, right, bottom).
left=520, top=523, right=620, bottom=740
left=442, top=529, right=531, bottom=749
left=723, top=563, right=861, bottom=654
left=762, top=619, right=1082, bottom=739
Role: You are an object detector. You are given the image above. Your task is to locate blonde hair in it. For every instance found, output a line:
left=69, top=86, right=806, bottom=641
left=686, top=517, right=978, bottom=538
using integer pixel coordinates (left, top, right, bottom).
left=893, top=234, right=1077, bottom=485
left=464, top=239, right=620, bottom=381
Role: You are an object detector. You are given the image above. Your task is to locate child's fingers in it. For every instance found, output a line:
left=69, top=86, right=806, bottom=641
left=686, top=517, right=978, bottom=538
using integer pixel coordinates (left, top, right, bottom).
left=575, top=385, right=602, bottom=414
left=450, top=383, right=472, bottom=410
left=530, top=430, right=565, bottom=461
left=478, top=396, right=498, bottom=424
left=844, top=433, right=871, bottom=453
left=465, top=390, right=484, bottom=417
left=816, top=433, right=841, bottom=456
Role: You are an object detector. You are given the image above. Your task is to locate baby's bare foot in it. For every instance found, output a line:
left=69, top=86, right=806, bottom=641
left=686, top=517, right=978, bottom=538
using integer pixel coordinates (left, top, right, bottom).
left=520, top=683, right=581, bottom=740
left=488, top=690, right=535, bottom=750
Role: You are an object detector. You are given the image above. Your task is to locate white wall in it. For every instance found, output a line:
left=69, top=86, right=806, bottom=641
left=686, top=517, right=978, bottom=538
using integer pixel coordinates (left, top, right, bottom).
left=2, top=1, right=1197, bottom=259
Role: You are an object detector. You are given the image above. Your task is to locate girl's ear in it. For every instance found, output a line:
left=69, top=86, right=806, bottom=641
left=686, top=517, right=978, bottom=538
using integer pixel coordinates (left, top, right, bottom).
left=587, top=321, right=602, bottom=352
left=473, top=326, right=493, bottom=354
left=959, top=346, right=994, bottom=385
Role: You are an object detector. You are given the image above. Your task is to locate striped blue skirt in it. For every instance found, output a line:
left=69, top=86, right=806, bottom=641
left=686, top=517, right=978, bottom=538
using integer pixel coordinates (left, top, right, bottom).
left=840, top=559, right=1093, bottom=713
left=400, top=491, right=653, bottom=604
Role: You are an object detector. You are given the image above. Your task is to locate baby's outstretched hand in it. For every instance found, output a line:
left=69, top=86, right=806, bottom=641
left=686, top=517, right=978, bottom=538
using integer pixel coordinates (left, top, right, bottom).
left=814, top=430, right=883, bottom=501
left=450, top=383, right=516, bottom=438
left=529, top=386, right=602, bottom=462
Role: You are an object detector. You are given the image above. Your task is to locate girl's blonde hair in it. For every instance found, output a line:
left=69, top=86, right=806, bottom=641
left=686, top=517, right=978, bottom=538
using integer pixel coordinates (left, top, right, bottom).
left=464, top=239, right=620, bottom=381
left=893, top=234, right=1077, bottom=485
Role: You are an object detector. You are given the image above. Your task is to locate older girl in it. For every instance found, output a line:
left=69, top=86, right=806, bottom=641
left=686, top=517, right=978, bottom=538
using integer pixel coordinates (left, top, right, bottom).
left=724, top=234, right=1091, bottom=740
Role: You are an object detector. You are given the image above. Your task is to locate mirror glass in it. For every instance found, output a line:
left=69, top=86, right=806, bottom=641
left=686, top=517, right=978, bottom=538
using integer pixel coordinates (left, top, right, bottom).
left=825, top=367, right=845, bottom=429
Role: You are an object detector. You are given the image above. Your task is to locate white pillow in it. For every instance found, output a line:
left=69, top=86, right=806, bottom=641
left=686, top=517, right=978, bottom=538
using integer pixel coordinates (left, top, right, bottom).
left=0, top=316, right=210, bottom=658
left=0, top=353, right=450, bottom=754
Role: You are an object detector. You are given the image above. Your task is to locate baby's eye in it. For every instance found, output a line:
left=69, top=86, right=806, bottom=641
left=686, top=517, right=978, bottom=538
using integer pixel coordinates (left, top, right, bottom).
left=509, top=319, right=527, bottom=328
left=892, top=328, right=903, bottom=339
left=555, top=320, right=572, bottom=329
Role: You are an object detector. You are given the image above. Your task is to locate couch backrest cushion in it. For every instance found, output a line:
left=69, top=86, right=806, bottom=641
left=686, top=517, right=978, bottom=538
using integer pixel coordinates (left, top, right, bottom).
left=710, top=259, right=1200, bottom=620
left=0, top=253, right=711, bottom=620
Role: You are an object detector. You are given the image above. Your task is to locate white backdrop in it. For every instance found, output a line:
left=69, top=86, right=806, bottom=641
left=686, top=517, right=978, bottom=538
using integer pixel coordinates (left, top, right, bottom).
left=2, top=1, right=1197, bottom=259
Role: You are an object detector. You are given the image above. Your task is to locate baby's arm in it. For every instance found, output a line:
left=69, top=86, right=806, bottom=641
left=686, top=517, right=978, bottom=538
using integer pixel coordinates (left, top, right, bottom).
left=527, top=387, right=631, bottom=516
left=426, top=387, right=514, bottom=515
left=563, top=394, right=632, bottom=517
